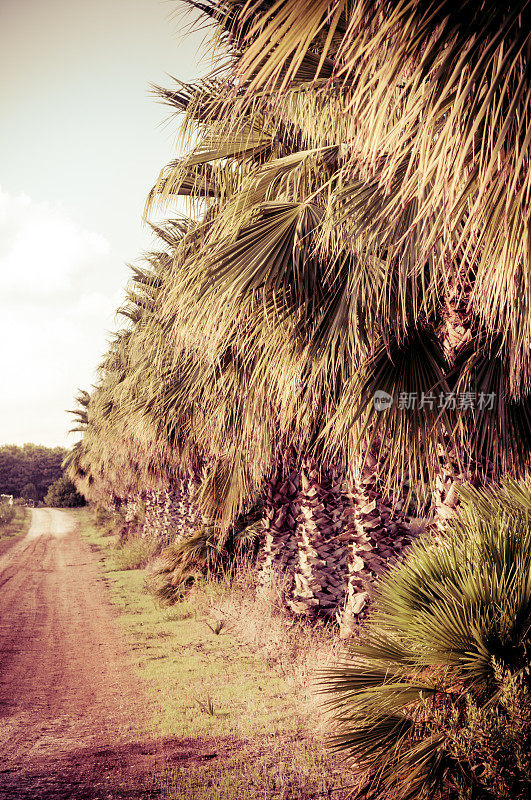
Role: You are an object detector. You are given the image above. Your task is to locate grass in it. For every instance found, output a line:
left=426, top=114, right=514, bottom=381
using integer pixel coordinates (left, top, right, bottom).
left=109, top=536, right=159, bottom=570
left=0, top=505, right=31, bottom=540
left=73, top=507, right=356, bottom=799
left=150, top=738, right=354, bottom=800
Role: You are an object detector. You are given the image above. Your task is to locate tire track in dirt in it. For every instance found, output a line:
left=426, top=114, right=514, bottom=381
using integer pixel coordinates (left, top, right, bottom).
left=0, top=509, right=151, bottom=799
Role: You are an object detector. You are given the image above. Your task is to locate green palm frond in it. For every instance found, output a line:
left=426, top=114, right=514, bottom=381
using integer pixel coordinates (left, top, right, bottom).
left=206, top=201, right=322, bottom=310
left=453, top=335, right=531, bottom=476
left=321, top=326, right=453, bottom=501
left=321, top=477, right=531, bottom=798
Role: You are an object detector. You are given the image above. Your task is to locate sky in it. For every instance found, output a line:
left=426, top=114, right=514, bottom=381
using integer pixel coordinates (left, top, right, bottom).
left=0, top=0, right=207, bottom=448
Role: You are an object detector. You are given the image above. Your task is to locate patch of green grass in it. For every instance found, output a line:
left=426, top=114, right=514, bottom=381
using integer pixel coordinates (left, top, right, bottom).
left=94, top=564, right=292, bottom=741
left=74, top=507, right=355, bottom=799
left=109, top=536, right=159, bottom=571
left=0, top=505, right=31, bottom=540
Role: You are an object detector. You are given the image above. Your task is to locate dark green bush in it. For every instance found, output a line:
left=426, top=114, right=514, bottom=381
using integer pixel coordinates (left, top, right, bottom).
left=0, top=443, right=66, bottom=500
left=44, top=475, right=86, bottom=508
left=322, top=478, right=531, bottom=800
left=440, top=665, right=531, bottom=799
left=21, top=482, right=38, bottom=502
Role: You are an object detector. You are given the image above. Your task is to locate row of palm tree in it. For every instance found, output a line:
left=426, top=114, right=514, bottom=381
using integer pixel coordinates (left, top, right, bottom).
left=68, top=1, right=531, bottom=622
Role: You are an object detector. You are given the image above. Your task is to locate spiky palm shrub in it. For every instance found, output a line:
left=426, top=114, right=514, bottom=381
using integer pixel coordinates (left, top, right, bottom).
left=322, top=478, right=531, bottom=800
left=152, top=512, right=261, bottom=605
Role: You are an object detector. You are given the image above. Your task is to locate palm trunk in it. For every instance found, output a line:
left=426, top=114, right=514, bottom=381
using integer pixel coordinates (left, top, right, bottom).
left=166, top=480, right=187, bottom=544
left=107, top=493, right=121, bottom=513
left=289, top=460, right=348, bottom=619
left=339, top=452, right=413, bottom=637
left=432, top=272, right=474, bottom=534
left=175, top=476, right=191, bottom=537
left=160, top=488, right=173, bottom=543
left=122, top=490, right=144, bottom=540
left=124, top=492, right=142, bottom=525
left=143, top=489, right=168, bottom=541
left=258, top=462, right=300, bottom=596
left=432, top=470, right=461, bottom=536
left=186, top=471, right=203, bottom=532
left=143, top=490, right=156, bottom=537
left=143, top=471, right=207, bottom=546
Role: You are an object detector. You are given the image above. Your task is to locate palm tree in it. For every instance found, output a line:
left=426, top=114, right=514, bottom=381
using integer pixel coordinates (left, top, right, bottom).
left=66, top=227, right=199, bottom=532
left=150, top=0, right=530, bottom=495
left=70, top=0, right=531, bottom=622
left=207, top=4, right=527, bottom=497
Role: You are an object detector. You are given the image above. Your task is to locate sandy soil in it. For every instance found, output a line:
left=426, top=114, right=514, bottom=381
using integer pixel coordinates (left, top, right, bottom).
left=0, top=509, right=178, bottom=799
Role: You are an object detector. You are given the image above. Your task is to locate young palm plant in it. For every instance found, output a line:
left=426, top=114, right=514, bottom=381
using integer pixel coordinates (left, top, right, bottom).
left=322, top=478, right=531, bottom=799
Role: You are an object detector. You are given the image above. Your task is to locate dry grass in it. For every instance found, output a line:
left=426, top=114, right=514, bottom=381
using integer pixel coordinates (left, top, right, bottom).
left=194, top=561, right=347, bottom=737
left=0, top=505, right=31, bottom=540
left=76, top=508, right=357, bottom=799
left=110, top=535, right=160, bottom=571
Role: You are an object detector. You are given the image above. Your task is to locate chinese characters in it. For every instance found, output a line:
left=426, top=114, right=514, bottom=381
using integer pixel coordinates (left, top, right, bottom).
left=391, top=392, right=496, bottom=411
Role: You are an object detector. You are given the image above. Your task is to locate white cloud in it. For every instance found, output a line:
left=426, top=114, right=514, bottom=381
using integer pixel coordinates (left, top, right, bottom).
left=0, top=187, right=121, bottom=447
left=0, top=186, right=110, bottom=299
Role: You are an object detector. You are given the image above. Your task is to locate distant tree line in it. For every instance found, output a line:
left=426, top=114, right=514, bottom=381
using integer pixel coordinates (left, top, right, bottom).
left=0, top=444, right=68, bottom=501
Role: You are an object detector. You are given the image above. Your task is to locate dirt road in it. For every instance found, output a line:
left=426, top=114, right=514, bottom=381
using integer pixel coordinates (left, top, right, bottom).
left=0, top=509, right=157, bottom=799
